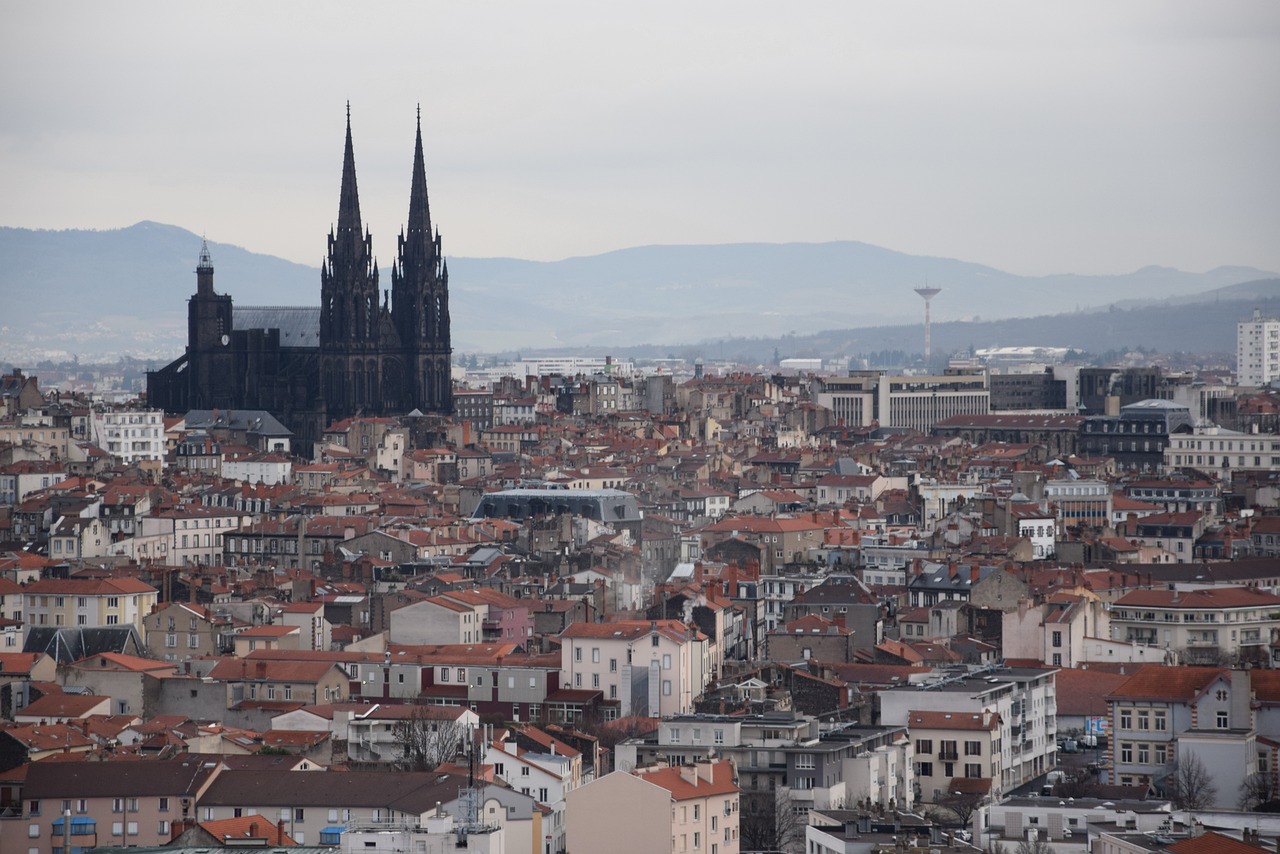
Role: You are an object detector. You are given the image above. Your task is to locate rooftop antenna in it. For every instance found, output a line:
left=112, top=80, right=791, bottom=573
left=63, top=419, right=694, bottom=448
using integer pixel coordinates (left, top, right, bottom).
left=914, top=286, right=942, bottom=364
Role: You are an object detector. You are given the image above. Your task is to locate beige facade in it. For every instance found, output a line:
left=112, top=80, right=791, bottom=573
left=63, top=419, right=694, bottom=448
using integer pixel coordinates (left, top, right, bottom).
left=21, top=577, right=157, bottom=632
left=143, top=602, right=234, bottom=661
left=567, top=766, right=732, bottom=854
left=560, top=619, right=710, bottom=717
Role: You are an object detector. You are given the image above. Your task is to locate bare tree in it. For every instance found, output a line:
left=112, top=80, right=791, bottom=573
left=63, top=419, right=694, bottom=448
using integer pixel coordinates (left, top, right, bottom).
left=1238, top=771, right=1279, bottom=812
left=1003, top=835, right=1055, bottom=854
left=1048, top=765, right=1100, bottom=800
left=391, top=706, right=467, bottom=772
left=739, top=790, right=804, bottom=854
left=934, top=790, right=986, bottom=830
left=1166, top=753, right=1218, bottom=811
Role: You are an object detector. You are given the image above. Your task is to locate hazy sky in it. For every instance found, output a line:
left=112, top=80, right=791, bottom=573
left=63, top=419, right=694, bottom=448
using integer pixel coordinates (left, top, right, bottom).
left=2, top=1, right=1278, bottom=276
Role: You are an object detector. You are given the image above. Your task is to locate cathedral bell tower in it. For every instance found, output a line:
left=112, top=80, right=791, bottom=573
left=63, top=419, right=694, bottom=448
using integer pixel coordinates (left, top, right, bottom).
left=391, top=107, right=453, bottom=415
left=319, top=105, right=387, bottom=421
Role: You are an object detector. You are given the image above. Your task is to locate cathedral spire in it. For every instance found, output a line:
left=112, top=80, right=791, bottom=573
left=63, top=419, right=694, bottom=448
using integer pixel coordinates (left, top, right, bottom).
left=405, top=104, right=433, bottom=252
left=336, top=101, right=362, bottom=238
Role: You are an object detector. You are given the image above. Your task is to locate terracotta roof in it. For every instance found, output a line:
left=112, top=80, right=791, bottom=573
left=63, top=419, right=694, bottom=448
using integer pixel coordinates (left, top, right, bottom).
left=632, top=759, right=739, bottom=800
left=17, top=693, right=108, bottom=719
left=1168, top=832, right=1264, bottom=854
left=198, top=815, right=297, bottom=846
left=1112, top=586, right=1280, bottom=609
left=1051, top=668, right=1132, bottom=717
left=1106, top=665, right=1225, bottom=702
left=22, top=577, right=157, bottom=595
left=907, top=710, right=1000, bottom=731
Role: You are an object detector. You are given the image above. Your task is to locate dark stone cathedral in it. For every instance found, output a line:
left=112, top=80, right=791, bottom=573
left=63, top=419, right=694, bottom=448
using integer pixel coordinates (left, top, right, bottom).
left=147, top=108, right=453, bottom=449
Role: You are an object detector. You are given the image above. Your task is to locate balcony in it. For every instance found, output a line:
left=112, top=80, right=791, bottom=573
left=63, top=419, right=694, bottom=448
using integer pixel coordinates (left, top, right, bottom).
left=1186, top=636, right=1219, bottom=647
left=939, top=748, right=959, bottom=761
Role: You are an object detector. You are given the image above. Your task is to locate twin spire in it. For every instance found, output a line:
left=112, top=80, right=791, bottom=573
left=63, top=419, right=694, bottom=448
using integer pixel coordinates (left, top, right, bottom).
left=334, top=103, right=434, bottom=256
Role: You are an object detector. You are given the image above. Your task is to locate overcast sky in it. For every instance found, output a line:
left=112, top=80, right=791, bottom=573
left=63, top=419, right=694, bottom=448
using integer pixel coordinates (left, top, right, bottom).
left=2, top=1, right=1278, bottom=277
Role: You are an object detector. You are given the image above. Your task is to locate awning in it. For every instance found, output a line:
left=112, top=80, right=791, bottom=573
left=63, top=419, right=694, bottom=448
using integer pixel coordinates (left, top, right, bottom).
left=51, top=817, right=96, bottom=831
left=320, top=826, right=346, bottom=835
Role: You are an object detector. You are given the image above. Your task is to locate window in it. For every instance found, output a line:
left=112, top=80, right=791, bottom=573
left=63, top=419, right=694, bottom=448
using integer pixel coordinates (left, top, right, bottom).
left=965, top=763, right=981, bottom=778
left=609, top=658, right=617, bottom=672
left=591, top=647, right=600, bottom=663
left=1137, top=710, right=1150, bottom=730
left=158, top=798, right=169, bottom=813
left=964, top=740, right=982, bottom=756
left=917, top=761, right=933, bottom=776
left=1052, top=631, right=1062, bottom=647
left=663, top=680, right=672, bottom=696
left=795, top=754, right=815, bottom=769
left=1217, top=711, right=1229, bottom=729
left=652, top=634, right=660, bottom=647
left=441, top=668, right=449, bottom=682
left=915, top=739, right=933, bottom=755
left=1154, top=711, right=1167, bottom=731
left=29, top=801, right=39, bottom=817
left=575, top=646, right=582, bottom=662
left=1138, top=744, right=1149, bottom=764
left=1121, top=742, right=1133, bottom=763
left=1119, top=709, right=1132, bottom=729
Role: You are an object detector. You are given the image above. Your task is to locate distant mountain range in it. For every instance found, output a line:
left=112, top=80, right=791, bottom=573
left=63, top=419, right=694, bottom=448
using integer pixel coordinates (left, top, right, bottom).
left=0, top=221, right=1276, bottom=361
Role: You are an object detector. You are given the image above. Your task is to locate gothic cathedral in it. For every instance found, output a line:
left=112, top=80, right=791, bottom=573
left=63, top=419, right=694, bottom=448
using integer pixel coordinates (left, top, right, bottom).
left=148, top=107, right=453, bottom=447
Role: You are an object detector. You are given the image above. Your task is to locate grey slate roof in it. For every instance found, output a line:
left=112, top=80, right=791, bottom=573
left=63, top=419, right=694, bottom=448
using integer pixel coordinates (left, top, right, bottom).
left=23, top=626, right=145, bottom=664
left=233, top=306, right=321, bottom=348
left=198, top=769, right=471, bottom=814
left=184, top=409, right=293, bottom=437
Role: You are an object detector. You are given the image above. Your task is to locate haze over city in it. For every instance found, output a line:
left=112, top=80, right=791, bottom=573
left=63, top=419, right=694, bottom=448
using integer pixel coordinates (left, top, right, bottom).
left=2, top=1, right=1278, bottom=281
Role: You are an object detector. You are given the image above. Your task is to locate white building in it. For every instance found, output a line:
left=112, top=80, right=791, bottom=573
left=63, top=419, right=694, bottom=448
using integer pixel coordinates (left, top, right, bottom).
left=813, top=370, right=990, bottom=434
left=1238, top=308, right=1280, bottom=387
left=90, top=408, right=165, bottom=464
left=559, top=619, right=710, bottom=718
left=878, top=667, right=1058, bottom=793
left=1163, top=424, right=1280, bottom=478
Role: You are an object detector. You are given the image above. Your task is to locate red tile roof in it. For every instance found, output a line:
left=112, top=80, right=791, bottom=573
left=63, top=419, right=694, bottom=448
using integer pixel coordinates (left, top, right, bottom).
left=1106, top=665, right=1225, bottom=702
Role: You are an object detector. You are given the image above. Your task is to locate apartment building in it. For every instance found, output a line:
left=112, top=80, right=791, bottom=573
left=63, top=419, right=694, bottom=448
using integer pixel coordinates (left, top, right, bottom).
left=20, top=577, right=157, bottom=632
left=1163, top=425, right=1280, bottom=478
left=619, top=712, right=914, bottom=816
left=1237, top=308, right=1280, bottom=387
left=878, top=667, right=1057, bottom=792
left=908, top=709, right=1003, bottom=804
left=1108, top=586, right=1280, bottom=666
left=1103, top=665, right=1276, bottom=807
left=12, top=760, right=218, bottom=854
left=89, top=408, right=165, bottom=464
left=559, top=619, right=710, bottom=718
left=566, top=759, right=740, bottom=854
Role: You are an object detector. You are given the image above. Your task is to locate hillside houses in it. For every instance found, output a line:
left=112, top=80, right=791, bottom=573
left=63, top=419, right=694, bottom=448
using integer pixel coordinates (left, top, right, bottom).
left=1, top=362, right=1279, bottom=851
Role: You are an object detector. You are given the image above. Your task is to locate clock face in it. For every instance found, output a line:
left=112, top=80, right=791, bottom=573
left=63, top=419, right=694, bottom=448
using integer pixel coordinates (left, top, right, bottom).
left=220, top=334, right=230, bottom=346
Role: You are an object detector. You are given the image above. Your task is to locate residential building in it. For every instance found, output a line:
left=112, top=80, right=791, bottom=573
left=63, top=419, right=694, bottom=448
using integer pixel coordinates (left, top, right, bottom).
left=877, top=667, right=1057, bottom=792
left=20, top=577, right=157, bottom=632
left=89, top=407, right=166, bottom=464
left=1237, top=308, right=1280, bottom=387
left=1164, top=425, right=1280, bottom=478
left=566, top=759, right=739, bottom=854
left=1107, top=586, right=1280, bottom=666
left=1103, top=665, right=1276, bottom=806
left=559, top=619, right=710, bottom=718
left=13, top=760, right=219, bottom=854
left=908, top=708, right=1003, bottom=803
left=195, top=770, right=474, bottom=846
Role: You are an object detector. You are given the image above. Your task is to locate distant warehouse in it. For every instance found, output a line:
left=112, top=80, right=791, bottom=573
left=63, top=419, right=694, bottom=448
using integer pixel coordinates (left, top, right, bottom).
left=471, top=488, right=643, bottom=540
